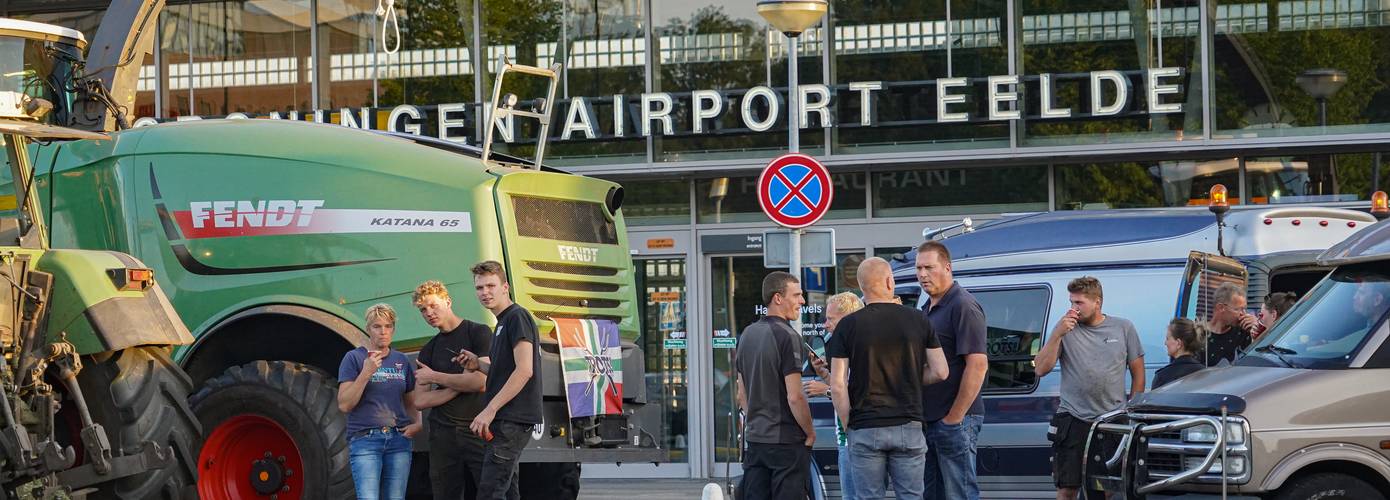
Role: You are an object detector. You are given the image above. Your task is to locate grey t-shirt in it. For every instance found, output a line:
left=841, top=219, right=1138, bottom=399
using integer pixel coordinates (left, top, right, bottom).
left=1057, top=315, right=1144, bottom=421
left=734, top=316, right=806, bottom=445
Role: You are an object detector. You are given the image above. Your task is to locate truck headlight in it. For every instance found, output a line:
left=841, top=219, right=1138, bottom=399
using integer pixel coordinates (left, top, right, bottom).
left=1182, top=422, right=1244, bottom=445
left=1184, top=456, right=1246, bottom=476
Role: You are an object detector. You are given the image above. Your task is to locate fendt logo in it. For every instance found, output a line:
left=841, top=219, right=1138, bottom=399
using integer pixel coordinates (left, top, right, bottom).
left=188, top=200, right=325, bottom=228
left=170, top=199, right=474, bottom=240
left=558, top=245, right=599, bottom=263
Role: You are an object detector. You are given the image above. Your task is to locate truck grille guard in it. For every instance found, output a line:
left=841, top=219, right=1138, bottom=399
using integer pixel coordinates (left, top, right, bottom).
left=1085, top=407, right=1249, bottom=497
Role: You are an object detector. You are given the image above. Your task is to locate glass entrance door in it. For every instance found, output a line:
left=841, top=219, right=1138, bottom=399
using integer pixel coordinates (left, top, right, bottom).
left=635, top=258, right=690, bottom=463
left=707, top=253, right=864, bottom=467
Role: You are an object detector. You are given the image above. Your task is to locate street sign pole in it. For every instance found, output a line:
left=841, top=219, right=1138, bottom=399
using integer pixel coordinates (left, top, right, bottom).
left=787, top=33, right=803, bottom=334
left=758, top=151, right=830, bottom=339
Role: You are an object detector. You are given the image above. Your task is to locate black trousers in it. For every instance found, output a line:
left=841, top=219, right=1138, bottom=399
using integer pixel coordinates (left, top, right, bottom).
left=477, top=420, right=532, bottom=500
left=429, top=421, right=486, bottom=500
left=738, top=442, right=811, bottom=500
left=1048, top=412, right=1116, bottom=493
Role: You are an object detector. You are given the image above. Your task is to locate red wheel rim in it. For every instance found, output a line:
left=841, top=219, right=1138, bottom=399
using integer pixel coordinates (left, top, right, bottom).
left=198, top=415, right=306, bottom=499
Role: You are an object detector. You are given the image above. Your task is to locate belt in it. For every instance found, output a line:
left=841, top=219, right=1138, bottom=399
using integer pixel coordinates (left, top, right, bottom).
left=350, top=425, right=406, bottom=439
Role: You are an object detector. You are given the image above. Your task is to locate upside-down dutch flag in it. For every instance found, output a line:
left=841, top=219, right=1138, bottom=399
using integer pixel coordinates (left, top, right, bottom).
left=555, top=318, right=623, bottom=418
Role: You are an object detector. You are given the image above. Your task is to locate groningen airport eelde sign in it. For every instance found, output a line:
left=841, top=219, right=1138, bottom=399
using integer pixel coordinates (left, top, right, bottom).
left=136, top=67, right=1186, bottom=143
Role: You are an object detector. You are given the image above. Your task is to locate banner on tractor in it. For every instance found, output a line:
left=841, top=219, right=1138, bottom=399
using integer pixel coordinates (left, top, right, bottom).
left=555, top=318, right=623, bottom=418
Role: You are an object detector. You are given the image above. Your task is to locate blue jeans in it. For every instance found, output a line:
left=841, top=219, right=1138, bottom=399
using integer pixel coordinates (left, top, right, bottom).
left=847, top=422, right=927, bottom=500
left=837, top=442, right=856, bottom=499
left=349, top=428, right=413, bottom=500
left=922, top=415, right=983, bottom=500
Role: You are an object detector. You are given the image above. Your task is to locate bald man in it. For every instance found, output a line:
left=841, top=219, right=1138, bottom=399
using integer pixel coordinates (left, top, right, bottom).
left=826, top=257, right=948, bottom=500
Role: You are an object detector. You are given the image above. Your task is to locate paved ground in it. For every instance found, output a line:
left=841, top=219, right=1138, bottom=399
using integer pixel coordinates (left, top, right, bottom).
left=579, top=478, right=732, bottom=499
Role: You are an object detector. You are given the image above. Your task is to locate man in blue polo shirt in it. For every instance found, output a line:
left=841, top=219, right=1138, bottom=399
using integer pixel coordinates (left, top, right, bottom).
left=916, top=241, right=989, bottom=500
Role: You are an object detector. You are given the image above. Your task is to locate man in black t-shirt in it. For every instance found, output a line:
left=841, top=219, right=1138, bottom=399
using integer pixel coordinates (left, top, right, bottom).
left=411, top=280, right=492, bottom=500
left=1201, top=283, right=1257, bottom=366
left=456, top=261, right=542, bottom=500
left=827, top=257, right=948, bottom=500
left=734, top=271, right=815, bottom=500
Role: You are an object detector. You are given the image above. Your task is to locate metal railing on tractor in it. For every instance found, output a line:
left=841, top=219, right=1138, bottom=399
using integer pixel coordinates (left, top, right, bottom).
left=481, top=56, right=562, bottom=170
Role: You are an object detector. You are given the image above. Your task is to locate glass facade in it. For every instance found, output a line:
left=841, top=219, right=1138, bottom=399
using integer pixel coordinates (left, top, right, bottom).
left=832, top=0, right=1010, bottom=153
left=1212, top=0, right=1390, bottom=138
left=694, top=172, right=866, bottom=224
left=1020, top=0, right=1204, bottom=145
left=18, top=0, right=1390, bottom=169
left=873, top=165, right=1049, bottom=216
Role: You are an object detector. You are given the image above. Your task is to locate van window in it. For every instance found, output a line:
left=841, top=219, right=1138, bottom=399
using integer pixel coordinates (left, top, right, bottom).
left=1244, top=263, right=1390, bottom=369
left=973, top=287, right=1051, bottom=392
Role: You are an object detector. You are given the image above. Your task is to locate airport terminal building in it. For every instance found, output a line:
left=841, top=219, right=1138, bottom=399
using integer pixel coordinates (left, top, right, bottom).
left=13, top=0, right=1390, bottom=480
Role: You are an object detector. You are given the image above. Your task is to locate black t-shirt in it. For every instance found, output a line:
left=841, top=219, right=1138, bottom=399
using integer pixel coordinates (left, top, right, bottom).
left=825, top=302, right=941, bottom=430
left=733, top=316, right=805, bottom=444
left=418, top=319, right=493, bottom=427
left=485, top=303, right=543, bottom=425
left=1200, top=325, right=1251, bottom=367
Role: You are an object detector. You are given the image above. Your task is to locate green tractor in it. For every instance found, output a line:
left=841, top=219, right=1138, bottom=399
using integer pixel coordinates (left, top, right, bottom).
left=10, top=4, right=658, bottom=499
left=0, top=19, right=199, bottom=500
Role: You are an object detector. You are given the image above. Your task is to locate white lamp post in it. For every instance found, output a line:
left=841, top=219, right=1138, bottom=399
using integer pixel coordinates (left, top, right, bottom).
left=1296, top=68, right=1347, bottom=127
left=758, top=0, right=827, bottom=336
left=758, top=0, right=829, bottom=154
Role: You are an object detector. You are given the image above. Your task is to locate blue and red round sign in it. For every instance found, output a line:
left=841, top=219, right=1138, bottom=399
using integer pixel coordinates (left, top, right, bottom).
left=758, top=153, right=834, bottom=229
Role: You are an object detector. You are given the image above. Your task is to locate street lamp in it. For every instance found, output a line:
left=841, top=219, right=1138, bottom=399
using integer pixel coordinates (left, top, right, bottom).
left=758, top=0, right=827, bottom=341
left=1296, top=68, right=1347, bottom=127
left=1296, top=68, right=1348, bottom=197
left=757, top=0, right=828, bottom=154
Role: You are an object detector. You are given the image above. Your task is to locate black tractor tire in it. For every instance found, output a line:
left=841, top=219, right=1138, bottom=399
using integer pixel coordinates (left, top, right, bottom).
left=75, top=346, right=202, bottom=500
left=1273, top=472, right=1386, bottom=500
left=189, top=360, right=354, bottom=500
left=520, top=462, right=582, bottom=500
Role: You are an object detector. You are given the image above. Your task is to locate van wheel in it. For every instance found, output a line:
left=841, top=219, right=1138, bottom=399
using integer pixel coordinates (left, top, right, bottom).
left=1274, top=473, right=1385, bottom=500
left=190, top=360, right=354, bottom=500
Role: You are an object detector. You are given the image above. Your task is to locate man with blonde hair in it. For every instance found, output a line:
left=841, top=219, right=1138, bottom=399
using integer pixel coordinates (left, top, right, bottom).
left=804, top=292, right=863, bottom=497
left=1034, top=276, right=1145, bottom=500
left=411, top=280, right=493, bottom=500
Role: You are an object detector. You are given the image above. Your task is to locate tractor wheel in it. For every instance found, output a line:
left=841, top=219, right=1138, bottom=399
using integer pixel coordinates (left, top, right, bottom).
left=74, top=346, right=202, bottom=499
left=190, top=360, right=353, bottom=500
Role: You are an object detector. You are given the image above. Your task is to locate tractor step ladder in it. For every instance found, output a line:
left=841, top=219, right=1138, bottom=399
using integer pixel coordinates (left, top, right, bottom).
left=481, top=56, right=562, bottom=169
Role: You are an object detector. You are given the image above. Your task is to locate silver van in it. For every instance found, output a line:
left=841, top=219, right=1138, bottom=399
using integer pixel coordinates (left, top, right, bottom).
left=1088, top=219, right=1390, bottom=500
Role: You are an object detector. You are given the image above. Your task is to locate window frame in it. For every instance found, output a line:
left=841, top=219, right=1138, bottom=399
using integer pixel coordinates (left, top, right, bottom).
left=968, top=283, right=1053, bottom=395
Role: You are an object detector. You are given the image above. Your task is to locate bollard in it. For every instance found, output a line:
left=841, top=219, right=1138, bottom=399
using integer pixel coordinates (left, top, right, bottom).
left=701, top=482, right=725, bottom=500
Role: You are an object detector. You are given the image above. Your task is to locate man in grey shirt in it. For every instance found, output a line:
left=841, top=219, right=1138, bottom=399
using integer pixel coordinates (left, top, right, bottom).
left=1034, top=276, right=1145, bottom=500
left=735, top=271, right=815, bottom=500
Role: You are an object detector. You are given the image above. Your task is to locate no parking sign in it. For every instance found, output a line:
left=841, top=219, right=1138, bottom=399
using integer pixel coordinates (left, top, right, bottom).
left=757, top=153, right=833, bottom=229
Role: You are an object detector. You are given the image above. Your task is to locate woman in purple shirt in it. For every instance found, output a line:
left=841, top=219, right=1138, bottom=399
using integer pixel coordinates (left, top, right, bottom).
left=337, top=304, right=422, bottom=500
